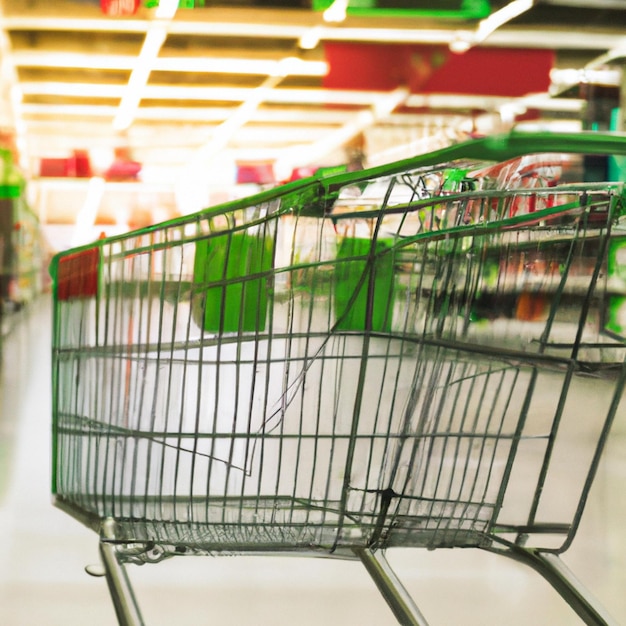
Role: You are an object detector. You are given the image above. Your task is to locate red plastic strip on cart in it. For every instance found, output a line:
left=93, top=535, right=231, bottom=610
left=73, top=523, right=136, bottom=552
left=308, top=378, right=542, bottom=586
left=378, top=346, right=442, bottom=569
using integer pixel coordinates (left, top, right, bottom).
left=56, top=247, right=100, bottom=301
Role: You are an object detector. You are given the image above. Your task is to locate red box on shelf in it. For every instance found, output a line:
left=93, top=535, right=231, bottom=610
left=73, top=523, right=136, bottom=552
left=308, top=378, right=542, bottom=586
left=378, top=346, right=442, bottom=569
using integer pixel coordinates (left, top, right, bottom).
left=39, top=158, right=72, bottom=177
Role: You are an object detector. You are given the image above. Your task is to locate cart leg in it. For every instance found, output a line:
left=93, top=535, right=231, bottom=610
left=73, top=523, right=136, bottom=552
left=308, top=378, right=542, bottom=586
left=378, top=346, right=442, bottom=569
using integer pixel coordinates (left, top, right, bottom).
left=354, top=547, right=430, bottom=626
left=99, top=519, right=145, bottom=626
left=504, top=547, right=619, bottom=626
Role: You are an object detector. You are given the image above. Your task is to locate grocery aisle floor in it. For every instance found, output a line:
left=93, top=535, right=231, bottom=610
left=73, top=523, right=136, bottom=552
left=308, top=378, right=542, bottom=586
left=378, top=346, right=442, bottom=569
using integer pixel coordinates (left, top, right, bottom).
left=1, top=296, right=626, bottom=626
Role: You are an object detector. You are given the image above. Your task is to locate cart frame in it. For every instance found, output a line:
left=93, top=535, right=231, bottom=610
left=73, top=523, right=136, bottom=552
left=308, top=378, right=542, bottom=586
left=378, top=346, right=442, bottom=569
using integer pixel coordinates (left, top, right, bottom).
left=51, top=131, right=626, bottom=625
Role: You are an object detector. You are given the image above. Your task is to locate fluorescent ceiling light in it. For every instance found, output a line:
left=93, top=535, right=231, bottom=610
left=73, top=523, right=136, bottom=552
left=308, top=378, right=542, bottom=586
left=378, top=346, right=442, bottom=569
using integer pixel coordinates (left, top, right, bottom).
left=20, top=82, right=127, bottom=97
left=155, top=0, right=179, bottom=19
left=275, top=87, right=409, bottom=172
left=168, top=87, right=395, bottom=106
left=450, top=0, right=535, bottom=51
left=449, top=35, right=473, bottom=54
left=12, top=50, right=328, bottom=77
left=192, top=75, right=283, bottom=163
left=21, top=103, right=359, bottom=125
left=113, top=24, right=168, bottom=130
left=550, top=66, right=622, bottom=93
left=139, top=24, right=168, bottom=58
left=13, top=51, right=137, bottom=70
left=477, top=0, right=534, bottom=41
left=298, top=26, right=322, bottom=50
left=159, top=56, right=328, bottom=76
left=20, top=81, right=399, bottom=106
left=323, top=0, right=348, bottom=23
left=584, top=37, right=626, bottom=69
left=274, top=57, right=327, bottom=78
left=71, top=176, right=106, bottom=247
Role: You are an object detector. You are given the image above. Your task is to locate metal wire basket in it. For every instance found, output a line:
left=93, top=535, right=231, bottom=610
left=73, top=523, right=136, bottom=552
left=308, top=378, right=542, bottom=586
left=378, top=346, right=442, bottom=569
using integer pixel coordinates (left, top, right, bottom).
left=51, top=132, right=626, bottom=625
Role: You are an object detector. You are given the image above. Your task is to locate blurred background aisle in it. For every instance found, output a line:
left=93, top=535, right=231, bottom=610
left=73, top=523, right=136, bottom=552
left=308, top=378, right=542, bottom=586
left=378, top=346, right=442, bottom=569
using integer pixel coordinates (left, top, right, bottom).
left=0, top=295, right=625, bottom=626
left=1, top=2, right=626, bottom=623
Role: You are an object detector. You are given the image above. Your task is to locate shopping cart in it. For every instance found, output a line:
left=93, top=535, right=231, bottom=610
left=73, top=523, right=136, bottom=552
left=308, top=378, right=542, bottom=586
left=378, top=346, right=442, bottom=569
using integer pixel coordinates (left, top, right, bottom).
left=51, top=131, right=626, bottom=625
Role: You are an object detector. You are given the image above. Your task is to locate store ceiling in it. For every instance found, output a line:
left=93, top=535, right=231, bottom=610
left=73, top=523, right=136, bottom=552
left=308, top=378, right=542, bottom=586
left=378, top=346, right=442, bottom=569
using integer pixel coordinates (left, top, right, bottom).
left=0, top=0, right=625, bottom=188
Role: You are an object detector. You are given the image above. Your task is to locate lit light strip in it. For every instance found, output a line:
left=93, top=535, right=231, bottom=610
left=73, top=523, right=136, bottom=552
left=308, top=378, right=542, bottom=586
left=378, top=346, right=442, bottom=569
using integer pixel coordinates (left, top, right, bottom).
left=323, top=0, right=348, bottom=23
left=298, top=26, right=322, bottom=50
left=476, top=0, right=535, bottom=41
left=274, top=87, right=409, bottom=174
left=12, top=51, right=137, bottom=70
left=113, top=23, right=168, bottom=130
left=141, top=85, right=384, bottom=105
left=584, top=36, right=626, bottom=70
left=544, top=35, right=626, bottom=97
left=19, top=81, right=395, bottom=105
left=20, top=82, right=128, bottom=97
left=155, top=0, right=179, bottom=19
left=0, top=4, right=28, bottom=170
left=192, top=74, right=283, bottom=163
left=450, top=0, right=535, bottom=52
left=20, top=103, right=357, bottom=123
left=71, top=176, right=106, bottom=247
left=12, top=50, right=328, bottom=77
left=157, top=56, right=328, bottom=76
left=20, top=90, right=583, bottom=121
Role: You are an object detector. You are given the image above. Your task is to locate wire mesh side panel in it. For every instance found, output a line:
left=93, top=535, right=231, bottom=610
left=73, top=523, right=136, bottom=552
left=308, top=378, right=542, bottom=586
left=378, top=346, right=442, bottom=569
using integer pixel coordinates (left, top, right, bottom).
left=52, top=164, right=626, bottom=560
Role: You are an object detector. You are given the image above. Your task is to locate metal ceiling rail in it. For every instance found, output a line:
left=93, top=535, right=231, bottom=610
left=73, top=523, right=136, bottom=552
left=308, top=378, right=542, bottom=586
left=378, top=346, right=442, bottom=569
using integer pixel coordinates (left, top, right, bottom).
left=3, top=15, right=625, bottom=51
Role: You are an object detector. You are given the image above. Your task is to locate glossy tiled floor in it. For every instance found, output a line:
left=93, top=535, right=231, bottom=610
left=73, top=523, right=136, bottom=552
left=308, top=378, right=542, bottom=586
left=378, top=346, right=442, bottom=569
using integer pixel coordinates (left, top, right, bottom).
left=1, top=297, right=625, bottom=626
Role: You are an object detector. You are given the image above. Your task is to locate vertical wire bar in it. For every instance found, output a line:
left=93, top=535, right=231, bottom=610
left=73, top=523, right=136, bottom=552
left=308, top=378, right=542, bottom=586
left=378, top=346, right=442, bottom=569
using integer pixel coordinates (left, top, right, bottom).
left=289, top=216, right=317, bottom=531
left=129, top=234, right=155, bottom=521
left=438, top=235, right=502, bottom=534
left=451, top=363, right=498, bottom=501
left=253, top=212, right=281, bottom=521
left=68, top=305, right=81, bottom=505
left=451, top=363, right=516, bottom=543
left=131, top=239, right=149, bottom=518
left=382, top=228, right=441, bottom=497
left=104, top=238, right=129, bottom=520
left=172, top=220, right=199, bottom=524
left=429, top=359, right=485, bottom=539
left=239, top=210, right=275, bottom=514
left=95, top=243, right=112, bottom=517
left=158, top=227, right=182, bottom=522
left=423, top=357, right=477, bottom=543
left=274, top=207, right=302, bottom=516
left=462, top=367, right=517, bottom=523
left=224, top=227, right=246, bottom=521
left=516, top=207, right=586, bottom=530
left=488, top=278, right=541, bottom=524
left=207, top=226, right=234, bottom=524
left=362, top=242, right=402, bottom=519
left=146, top=232, right=169, bottom=522
left=386, top=356, right=461, bottom=545
left=334, top=184, right=394, bottom=548
left=89, top=243, right=104, bottom=515
left=298, top=212, right=328, bottom=532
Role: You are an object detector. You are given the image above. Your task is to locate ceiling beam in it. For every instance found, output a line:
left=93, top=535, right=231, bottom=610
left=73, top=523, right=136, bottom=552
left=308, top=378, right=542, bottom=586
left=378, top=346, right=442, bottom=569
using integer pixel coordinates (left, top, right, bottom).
left=4, top=15, right=625, bottom=51
left=11, top=50, right=329, bottom=76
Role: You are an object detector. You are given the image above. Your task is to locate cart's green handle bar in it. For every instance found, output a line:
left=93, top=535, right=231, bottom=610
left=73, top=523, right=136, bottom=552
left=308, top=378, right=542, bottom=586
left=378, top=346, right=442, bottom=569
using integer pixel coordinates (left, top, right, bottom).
left=325, top=131, right=626, bottom=185
left=50, top=130, right=626, bottom=262
left=316, top=130, right=626, bottom=204
left=200, top=130, right=626, bottom=219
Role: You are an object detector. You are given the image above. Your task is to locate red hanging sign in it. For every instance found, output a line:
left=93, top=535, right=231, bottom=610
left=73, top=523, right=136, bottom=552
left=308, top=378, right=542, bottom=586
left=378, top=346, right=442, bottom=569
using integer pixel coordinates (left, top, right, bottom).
left=101, top=0, right=140, bottom=16
left=323, top=43, right=554, bottom=98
